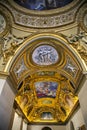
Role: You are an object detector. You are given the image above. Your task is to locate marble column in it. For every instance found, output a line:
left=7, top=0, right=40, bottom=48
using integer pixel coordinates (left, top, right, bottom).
left=0, top=74, right=15, bottom=130
left=78, top=74, right=87, bottom=130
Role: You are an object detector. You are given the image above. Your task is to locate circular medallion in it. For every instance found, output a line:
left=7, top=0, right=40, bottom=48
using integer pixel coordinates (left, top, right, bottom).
left=0, top=14, right=6, bottom=34
left=32, top=45, right=59, bottom=65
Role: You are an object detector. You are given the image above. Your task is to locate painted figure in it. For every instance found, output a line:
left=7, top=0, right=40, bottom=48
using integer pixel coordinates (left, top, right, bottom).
left=65, top=95, right=74, bottom=108
left=35, top=81, right=58, bottom=98
left=32, top=45, right=58, bottom=65
left=20, top=95, right=28, bottom=108
left=45, top=0, right=57, bottom=9
left=14, top=0, right=73, bottom=10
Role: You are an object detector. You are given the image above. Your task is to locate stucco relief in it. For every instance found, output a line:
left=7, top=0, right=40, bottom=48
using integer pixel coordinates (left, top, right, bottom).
left=0, top=33, right=26, bottom=64
left=12, top=10, right=76, bottom=28
left=14, top=58, right=28, bottom=78
left=32, top=45, right=59, bottom=65
left=66, top=32, right=87, bottom=66
left=0, top=14, right=6, bottom=34
left=0, top=0, right=78, bottom=28
left=64, top=56, right=78, bottom=78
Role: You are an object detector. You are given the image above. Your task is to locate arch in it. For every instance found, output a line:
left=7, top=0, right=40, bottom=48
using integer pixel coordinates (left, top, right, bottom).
left=42, top=126, right=52, bottom=130
left=7, top=32, right=85, bottom=71
left=0, top=33, right=86, bottom=127
left=6, top=32, right=85, bottom=91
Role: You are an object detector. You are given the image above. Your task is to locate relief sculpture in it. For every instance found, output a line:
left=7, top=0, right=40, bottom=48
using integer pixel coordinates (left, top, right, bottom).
left=32, top=45, right=59, bottom=65
left=66, top=32, right=87, bottom=66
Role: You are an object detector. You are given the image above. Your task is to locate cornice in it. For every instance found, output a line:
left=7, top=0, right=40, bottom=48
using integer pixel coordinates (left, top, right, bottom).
left=0, top=71, right=9, bottom=79
left=0, top=0, right=85, bottom=29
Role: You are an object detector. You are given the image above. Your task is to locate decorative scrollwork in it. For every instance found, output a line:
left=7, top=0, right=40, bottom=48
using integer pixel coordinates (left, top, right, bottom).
left=66, top=32, right=87, bottom=66
left=0, top=33, right=27, bottom=64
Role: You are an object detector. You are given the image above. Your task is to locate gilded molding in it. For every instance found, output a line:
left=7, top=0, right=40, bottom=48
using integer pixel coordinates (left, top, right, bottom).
left=9, top=33, right=82, bottom=90
left=14, top=75, right=78, bottom=124
left=0, top=71, right=9, bottom=79
left=66, top=32, right=87, bottom=69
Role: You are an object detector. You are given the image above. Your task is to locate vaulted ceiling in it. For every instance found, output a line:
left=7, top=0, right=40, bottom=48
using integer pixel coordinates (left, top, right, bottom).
left=0, top=0, right=87, bottom=125
left=10, top=33, right=82, bottom=124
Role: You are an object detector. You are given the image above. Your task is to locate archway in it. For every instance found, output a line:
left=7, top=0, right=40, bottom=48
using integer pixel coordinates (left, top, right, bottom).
left=9, top=33, right=84, bottom=124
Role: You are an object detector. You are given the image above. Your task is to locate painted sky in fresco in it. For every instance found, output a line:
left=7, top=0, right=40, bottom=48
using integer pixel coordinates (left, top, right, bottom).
left=14, top=0, right=73, bottom=11
left=41, top=112, right=53, bottom=120
left=34, top=81, right=58, bottom=98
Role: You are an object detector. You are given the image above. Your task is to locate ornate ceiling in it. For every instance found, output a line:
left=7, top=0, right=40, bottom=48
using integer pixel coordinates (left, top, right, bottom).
left=14, top=0, right=73, bottom=11
left=0, top=0, right=87, bottom=125
left=15, top=75, right=78, bottom=124
left=1, top=0, right=83, bottom=29
left=10, top=34, right=82, bottom=124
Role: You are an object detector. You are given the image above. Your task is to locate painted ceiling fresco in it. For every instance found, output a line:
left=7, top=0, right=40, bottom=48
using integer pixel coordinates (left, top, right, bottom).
left=41, top=112, right=53, bottom=120
left=15, top=75, right=78, bottom=123
left=34, top=81, right=58, bottom=98
left=14, top=0, right=73, bottom=11
left=12, top=42, right=81, bottom=124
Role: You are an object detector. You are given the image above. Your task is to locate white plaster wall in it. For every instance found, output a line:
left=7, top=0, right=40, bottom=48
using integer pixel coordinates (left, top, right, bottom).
left=0, top=79, right=6, bottom=94
left=22, top=121, right=27, bottom=130
left=28, top=125, right=66, bottom=130
left=0, top=79, right=15, bottom=130
left=66, top=108, right=85, bottom=130
left=78, top=77, right=87, bottom=129
left=12, top=112, right=22, bottom=130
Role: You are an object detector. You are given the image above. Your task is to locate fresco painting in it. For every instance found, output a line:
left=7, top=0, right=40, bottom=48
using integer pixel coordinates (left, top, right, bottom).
left=14, top=0, right=73, bottom=11
left=41, top=112, right=53, bottom=120
left=34, top=81, right=58, bottom=98
left=42, top=100, right=52, bottom=104
left=65, top=95, right=74, bottom=108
